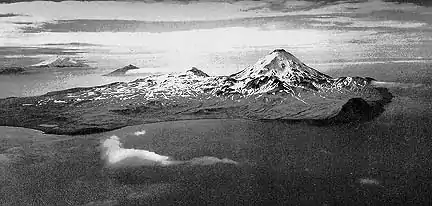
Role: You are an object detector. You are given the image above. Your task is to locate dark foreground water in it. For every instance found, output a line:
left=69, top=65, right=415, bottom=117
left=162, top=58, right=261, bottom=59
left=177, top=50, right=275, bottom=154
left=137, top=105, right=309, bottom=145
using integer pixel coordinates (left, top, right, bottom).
left=1, top=83, right=432, bottom=205
left=1, top=62, right=431, bottom=205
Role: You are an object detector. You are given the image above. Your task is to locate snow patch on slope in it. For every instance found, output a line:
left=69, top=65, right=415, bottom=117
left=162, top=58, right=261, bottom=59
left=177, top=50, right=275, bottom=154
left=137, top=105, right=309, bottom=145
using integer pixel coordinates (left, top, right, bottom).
left=31, top=56, right=86, bottom=67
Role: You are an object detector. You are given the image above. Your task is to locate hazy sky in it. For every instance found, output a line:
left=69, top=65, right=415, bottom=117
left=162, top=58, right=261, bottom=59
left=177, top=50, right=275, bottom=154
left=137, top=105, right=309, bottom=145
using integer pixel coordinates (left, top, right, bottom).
left=0, top=0, right=431, bottom=74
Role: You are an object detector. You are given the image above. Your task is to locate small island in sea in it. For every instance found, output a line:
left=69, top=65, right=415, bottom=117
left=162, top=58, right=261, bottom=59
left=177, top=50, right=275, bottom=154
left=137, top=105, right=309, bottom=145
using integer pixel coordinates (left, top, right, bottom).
left=0, top=56, right=89, bottom=75
left=104, top=64, right=141, bottom=76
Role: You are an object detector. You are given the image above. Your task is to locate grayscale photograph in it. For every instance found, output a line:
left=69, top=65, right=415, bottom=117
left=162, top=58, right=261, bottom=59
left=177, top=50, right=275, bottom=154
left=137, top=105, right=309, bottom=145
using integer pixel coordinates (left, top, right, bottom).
left=0, top=0, right=431, bottom=205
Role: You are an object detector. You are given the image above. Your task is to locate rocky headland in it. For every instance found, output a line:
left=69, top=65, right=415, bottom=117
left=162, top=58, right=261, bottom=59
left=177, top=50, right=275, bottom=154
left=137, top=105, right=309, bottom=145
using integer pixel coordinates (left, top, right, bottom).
left=0, top=49, right=392, bottom=135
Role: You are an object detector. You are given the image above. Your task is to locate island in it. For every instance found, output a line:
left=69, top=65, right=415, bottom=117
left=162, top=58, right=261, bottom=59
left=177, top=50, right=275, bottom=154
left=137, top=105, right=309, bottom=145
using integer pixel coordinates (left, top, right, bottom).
left=0, top=56, right=89, bottom=75
left=104, top=64, right=141, bottom=76
left=0, top=66, right=26, bottom=75
left=0, top=49, right=392, bottom=135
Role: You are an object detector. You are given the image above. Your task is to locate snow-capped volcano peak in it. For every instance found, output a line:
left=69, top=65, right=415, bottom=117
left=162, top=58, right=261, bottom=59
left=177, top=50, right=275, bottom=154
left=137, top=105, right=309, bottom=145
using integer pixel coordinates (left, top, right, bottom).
left=231, top=49, right=331, bottom=82
left=186, top=67, right=209, bottom=77
left=32, top=56, right=86, bottom=67
left=105, top=64, right=140, bottom=76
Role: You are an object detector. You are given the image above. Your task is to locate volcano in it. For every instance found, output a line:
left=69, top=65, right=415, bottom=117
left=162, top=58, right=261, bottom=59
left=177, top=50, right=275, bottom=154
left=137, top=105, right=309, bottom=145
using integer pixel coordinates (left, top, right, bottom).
left=104, top=64, right=141, bottom=76
left=31, top=56, right=87, bottom=68
left=0, top=49, right=392, bottom=135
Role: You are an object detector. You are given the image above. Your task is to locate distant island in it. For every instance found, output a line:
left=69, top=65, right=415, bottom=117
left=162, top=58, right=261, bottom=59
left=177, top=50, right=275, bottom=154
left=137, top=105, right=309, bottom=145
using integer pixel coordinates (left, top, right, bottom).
left=0, top=49, right=392, bottom=135
left=31, top=56, right=87, bottom=68
left=0, top=56, right=89, bottom=75
left=0, top=66, right=26, bottom=75
left=104, top=64, right=141, bottom=76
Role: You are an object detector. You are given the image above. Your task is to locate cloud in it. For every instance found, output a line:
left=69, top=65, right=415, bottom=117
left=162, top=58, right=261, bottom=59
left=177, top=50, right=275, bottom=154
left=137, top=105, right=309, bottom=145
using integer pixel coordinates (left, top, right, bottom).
left=309, top=16, right=428, bottom=29
left=188, top=156, right=238, bottom=165
left=383, top=0, right=432, bottom=7
left=2, top=27, right=347, bottom=74
left=100, top=135, right=238, bottom=168
left=101, top=135, right=171, bottom=167
left=134, top=130, right=146, bottom=136
left=0, top=1, right=289, bottom=22
left=359, top=178, right=381, bottom=186
left=1, top=0, right=430, bottom=74
left=370, top=81, right=426, bottom=88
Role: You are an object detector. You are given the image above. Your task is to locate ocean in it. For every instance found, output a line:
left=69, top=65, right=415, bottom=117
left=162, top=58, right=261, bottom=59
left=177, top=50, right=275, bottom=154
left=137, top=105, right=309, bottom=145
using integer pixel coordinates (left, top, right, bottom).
left=1, top=61, right=431, bottom=205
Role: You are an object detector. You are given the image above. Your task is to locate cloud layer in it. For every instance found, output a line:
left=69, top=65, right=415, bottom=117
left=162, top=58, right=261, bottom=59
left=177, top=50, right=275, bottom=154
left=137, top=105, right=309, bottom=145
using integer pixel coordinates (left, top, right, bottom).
left=100, top=135, right=238, bottom=168
left=1, top=0, right=431, bottom=74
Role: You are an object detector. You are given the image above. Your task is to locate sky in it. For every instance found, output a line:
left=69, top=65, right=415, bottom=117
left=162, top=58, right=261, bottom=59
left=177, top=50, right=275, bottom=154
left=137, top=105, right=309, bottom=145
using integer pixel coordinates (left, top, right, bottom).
left=0, top=0, right=432, bottom=74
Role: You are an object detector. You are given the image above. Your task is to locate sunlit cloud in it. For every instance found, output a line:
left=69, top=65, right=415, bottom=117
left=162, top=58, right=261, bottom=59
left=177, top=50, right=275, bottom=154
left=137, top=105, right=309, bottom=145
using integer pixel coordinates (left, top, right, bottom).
left=4, top=27, right=364, bottom=73
left=1, top=0, right=431, bottom=74
left=101, top=135, right=172, bottom=166
left=293, top=0, right=422, bottom=15
left=134, top=130, right=146, bottom=136
left=310, top=16, right=428, bottom=29
left=349, top=20, right=427, bottom=28
left=100, top=135, right=238, bottom=168
left=371, top=81, right=425, bottom=88
left=359, top=178, right=381, bottom=186
left=0, top=1, right=287, bottom=22
left=311, top=17, right=428, bottom=28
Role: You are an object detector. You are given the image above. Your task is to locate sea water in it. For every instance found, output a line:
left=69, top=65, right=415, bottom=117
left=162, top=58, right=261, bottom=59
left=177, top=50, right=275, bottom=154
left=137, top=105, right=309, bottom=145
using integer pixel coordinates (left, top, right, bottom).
left=1, top=62, right=431, bottom=205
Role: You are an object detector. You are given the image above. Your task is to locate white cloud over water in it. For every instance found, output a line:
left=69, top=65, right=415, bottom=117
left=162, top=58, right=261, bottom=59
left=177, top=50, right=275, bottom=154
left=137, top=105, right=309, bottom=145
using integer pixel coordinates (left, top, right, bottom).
left=359, top=178, right=381, bottom=186
left=134, top=130, right=147, bottom=136
left=101, top=135, right=171, bottom=166
left=101, top=135, right=238, bottom=168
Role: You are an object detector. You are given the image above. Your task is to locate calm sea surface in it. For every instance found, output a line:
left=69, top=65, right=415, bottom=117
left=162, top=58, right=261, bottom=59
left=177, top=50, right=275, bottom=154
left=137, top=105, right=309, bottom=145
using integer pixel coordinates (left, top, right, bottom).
left=0, top=61, right=431, bottom=205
